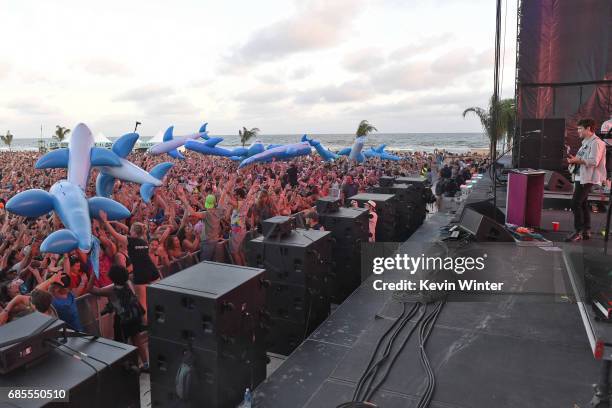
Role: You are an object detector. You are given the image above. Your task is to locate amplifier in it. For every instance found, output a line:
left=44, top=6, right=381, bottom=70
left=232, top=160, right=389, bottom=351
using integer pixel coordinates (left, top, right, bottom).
left=147, top=262, right=267, bottom=353
left=262, top=216, right=295, bottom=238
left=0, top=312, right=66, bottom=374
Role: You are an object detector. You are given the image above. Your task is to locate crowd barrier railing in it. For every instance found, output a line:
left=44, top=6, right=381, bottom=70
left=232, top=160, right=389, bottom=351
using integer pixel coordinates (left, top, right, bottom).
left=76, top=250, right=202, bottom=339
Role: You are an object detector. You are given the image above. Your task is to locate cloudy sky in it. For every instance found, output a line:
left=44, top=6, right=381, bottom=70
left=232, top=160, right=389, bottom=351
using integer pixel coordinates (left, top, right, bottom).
left=0, top=0, right=517, bottom=138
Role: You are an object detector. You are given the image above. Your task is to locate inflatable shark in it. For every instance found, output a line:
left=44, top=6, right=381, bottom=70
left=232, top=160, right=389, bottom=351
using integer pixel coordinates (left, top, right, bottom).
left=148, top=123, right=209, bottom=159
left=185, top=139, right=266, bottom=162
left=36, top=129, right=173, bottom=203
left=363, top=144, right=401, bottom=161
left=6, top=123, right=131, bottom=253
left=238, top=142, right=312, bottom=168
left=301, top=134, right=337, bottom=161
left=95, top=133, right=174, bottom=203
left=337, top=136, right=367, bottom=162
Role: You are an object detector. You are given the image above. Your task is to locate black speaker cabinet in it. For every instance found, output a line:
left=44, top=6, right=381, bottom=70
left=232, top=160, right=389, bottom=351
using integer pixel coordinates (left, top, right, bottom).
left=395, top=176, right=426, bottom=187
left=0, top=336, right=140, bottom=408
left=544, top=170, right=572, bottom=192
left=316, top=196, right=341, bottom=214
left=262, top=215, right=295, bottom=238
left=148, top=262, right=267, bottom=353
left=149, top=336, right=266, bottom=408
left=517, top=118, right=565, bottom=171
left=464, top=200, right=506, bottom=225
left=458, top=208, right=515, bottom=242
left=246, top=229, right=333, bottom=288
left=349, top=193, right=398, bottom=242
left=378, top=176, right=395, bottom=187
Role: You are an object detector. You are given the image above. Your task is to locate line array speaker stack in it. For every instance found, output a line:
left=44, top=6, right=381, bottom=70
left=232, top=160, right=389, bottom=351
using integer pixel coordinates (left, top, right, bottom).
left=246, top=222, right=333, bottom=356
left=371, top=182, right=427, bottom=240
left=147, top=262, right=268, bottom=408
left=349, top=193, right=398, bottom=242
left=316, top=196, right=369, bottom=303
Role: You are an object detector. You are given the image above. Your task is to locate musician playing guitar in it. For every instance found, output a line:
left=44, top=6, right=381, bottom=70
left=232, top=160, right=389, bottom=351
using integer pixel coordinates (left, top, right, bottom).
left=565, top=118, right=607, bottom=242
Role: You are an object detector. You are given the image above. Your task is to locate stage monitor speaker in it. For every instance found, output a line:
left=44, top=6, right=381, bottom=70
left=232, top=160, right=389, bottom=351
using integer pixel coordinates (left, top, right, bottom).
left=544, top=170, right=572, bottom=192
left=459, top=208, right=514, bottom=242
left=517, top=118, right=565, bottom=171
left=464, top=200, right=506, bottom=225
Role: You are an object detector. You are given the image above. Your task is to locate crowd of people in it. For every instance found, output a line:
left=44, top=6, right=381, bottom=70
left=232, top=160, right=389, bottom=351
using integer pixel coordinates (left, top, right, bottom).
left=0, top=147, right=488, bottom=371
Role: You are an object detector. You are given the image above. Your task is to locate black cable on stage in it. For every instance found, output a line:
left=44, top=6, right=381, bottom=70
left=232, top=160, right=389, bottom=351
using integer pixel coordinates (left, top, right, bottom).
left=47, top=338, right=111, bottom=370
left=357, top=303, right=420, bottom=401
left=416, top=301, right=445, bottom=408
left=44, top=339, right=102, bottom=408
left=352, top=302, right=409, bottom=402
left=353, top=302, right=421, bottom=402
left=363, top=304, right=428, bottom=402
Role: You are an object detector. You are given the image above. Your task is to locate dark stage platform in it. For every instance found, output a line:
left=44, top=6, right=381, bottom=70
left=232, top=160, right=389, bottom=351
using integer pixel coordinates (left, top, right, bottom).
left=253, top=177, right=604, bottom=407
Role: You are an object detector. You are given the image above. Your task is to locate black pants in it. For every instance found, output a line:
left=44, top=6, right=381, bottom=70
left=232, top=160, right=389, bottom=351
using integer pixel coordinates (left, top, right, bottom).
left=571, top=182, right=593, bottom=232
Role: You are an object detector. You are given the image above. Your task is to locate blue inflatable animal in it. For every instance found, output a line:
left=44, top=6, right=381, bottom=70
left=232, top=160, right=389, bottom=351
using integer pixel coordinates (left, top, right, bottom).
left=301, top=134, right=337, bottom=161
left=238, top=142, right=312, bottom=168
left=149, top=123, right=209, bottom=159
left=337, top=136, right=367, bottom=162
left=6, top=123, right=131, bottom=253
left=37, top=130, right=173, bottom=203
left=363, top=144, right=401, bottom=161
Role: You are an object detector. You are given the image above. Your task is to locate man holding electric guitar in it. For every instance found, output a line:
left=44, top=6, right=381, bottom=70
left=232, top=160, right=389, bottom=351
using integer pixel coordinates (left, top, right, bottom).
left=565, top=118, right=607, bottom=242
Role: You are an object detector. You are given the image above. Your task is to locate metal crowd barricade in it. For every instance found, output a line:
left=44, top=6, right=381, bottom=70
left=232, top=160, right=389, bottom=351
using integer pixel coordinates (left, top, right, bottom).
left=75, top=249, right=213, bottom=338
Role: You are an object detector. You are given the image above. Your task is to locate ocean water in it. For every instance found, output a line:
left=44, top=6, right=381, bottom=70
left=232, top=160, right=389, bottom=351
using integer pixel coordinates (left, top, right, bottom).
left=2, top=132, right=488, bottom=153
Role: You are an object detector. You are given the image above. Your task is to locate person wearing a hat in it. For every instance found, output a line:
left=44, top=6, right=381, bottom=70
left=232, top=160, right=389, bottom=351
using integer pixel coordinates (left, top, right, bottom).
left=178, top=187, right=226, bottom=262
left=34, top=270, right=83, bottom=332
left=365, top=200, right=378, bottom=243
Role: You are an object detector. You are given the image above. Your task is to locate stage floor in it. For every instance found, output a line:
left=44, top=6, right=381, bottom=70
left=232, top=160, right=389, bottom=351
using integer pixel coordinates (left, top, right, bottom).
left=252, top=182, right=604, bottom=408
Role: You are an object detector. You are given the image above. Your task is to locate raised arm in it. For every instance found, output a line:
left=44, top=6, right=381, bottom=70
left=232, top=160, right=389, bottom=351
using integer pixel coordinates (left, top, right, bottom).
left=99, top=210, right=128, bottom=246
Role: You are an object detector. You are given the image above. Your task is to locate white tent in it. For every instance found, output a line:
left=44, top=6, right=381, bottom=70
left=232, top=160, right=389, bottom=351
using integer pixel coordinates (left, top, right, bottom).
left=59, top=130, right=113, bottom=148
left=94, top=132, right=112, bottom=144
left=149, top=129, right=166, bottom=144
left=139, top=128, right=165, bottom=149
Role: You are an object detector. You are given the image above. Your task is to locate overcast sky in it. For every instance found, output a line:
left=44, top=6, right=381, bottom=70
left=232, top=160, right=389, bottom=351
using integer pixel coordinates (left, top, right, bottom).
left=0, top=0, right=517, bottom=138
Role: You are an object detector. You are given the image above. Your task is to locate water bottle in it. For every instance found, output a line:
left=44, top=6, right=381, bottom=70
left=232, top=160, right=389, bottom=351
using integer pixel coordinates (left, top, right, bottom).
left=243, top=388, right=252, bottom=408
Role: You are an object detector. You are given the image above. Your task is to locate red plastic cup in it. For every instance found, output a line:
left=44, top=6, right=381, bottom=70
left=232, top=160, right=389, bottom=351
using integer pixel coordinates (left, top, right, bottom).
left=552, top=221, right=560, bottom=232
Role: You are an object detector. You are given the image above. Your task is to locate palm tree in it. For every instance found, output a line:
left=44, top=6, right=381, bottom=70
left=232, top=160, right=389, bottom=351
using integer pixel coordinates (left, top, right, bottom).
left=239, top=127, right=260, bottom=147
left=356, top=120, right=377, bottom=138
left=54, top=125, right=71, bottom=143
left=462, top=97, right=515, bottom=150
left=1, top=131, right=13, bottom=151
